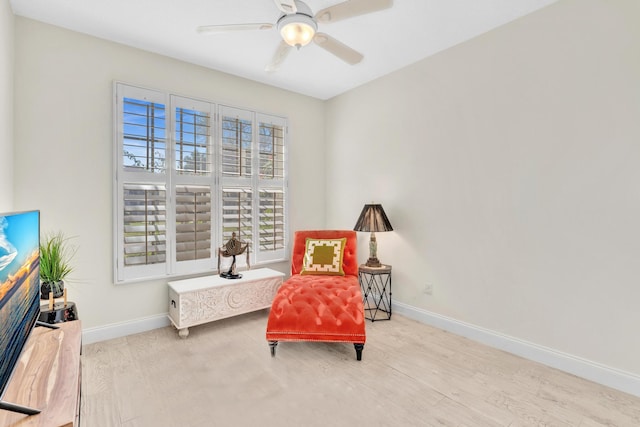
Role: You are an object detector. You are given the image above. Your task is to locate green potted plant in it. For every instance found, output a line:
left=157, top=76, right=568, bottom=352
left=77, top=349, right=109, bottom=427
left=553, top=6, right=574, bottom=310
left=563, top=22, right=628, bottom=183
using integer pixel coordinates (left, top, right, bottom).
left=40, top=231, right=77, bottom=300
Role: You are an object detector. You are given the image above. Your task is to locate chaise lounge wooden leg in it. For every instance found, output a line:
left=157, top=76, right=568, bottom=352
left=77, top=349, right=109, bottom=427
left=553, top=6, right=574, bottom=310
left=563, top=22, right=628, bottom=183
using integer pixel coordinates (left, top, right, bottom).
left=269, top=341, right=278, bottom=357
left=354, top=343, right=364, bottom=361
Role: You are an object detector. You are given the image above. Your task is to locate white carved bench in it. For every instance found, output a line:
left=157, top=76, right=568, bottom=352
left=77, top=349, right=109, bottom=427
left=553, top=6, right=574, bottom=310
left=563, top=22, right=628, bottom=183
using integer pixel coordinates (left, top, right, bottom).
left=168, top=268, right=284, bottom=338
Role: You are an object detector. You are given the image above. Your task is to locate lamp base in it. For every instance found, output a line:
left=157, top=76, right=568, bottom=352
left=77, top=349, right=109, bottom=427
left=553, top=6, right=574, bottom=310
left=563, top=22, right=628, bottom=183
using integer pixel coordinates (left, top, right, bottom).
left=365, top=257, right=382, bottom=268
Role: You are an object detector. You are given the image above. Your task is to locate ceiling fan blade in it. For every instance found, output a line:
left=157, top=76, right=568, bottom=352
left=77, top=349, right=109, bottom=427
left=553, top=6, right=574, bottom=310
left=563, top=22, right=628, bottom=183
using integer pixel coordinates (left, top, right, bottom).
left=197, top=23, right=273, bottom=34
left=273, top=0, right=297, bottom=14
left=315, top=0, right=393, bottom=23
left=313, top=33, right=363, bottom=65
left=265, top=41, right=293, bottom=72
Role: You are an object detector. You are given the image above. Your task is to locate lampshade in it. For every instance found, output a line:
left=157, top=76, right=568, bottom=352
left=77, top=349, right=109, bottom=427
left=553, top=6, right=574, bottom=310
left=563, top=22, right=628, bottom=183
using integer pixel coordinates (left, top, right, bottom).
left=353, top=204, right=393, bottom=268
left=353, top=204, right=393, bottom=233
left=278, top=14, right=317, bottom=48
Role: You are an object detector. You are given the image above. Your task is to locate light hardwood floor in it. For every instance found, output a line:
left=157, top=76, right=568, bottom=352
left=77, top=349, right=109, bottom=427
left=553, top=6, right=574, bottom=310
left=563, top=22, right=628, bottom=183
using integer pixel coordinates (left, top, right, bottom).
left=81, top=312, right=640, bottom=426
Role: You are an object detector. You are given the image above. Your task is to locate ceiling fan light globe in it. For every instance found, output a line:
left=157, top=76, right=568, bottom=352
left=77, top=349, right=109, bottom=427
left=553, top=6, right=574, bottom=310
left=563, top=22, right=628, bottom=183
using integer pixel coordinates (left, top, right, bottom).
left=281, top=22, right=315, bottom=47
left=277, top=13, right=317, bottom=48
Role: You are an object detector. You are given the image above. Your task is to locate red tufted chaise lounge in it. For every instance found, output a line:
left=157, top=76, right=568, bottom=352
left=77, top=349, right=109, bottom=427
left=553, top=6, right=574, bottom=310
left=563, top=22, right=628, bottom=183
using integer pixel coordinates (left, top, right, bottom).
left=266, top=230, right=366, bottom=360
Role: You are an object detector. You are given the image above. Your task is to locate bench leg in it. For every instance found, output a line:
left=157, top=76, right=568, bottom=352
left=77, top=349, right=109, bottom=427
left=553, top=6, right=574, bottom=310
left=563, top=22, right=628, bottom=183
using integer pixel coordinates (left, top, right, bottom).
left=269, top=341, right=278, bottom=357
left=354, top=343, right=364, bottom=361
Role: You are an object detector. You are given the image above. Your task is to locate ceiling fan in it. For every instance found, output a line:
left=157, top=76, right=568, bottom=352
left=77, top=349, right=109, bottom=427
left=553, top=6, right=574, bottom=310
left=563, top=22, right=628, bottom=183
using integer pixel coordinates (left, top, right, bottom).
left=197, top=0, right=393, bottom=72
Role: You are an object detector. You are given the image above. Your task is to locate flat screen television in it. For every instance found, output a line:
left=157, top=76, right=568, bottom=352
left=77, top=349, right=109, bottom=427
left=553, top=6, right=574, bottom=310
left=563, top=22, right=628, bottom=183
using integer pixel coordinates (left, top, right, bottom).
left=0, top=210, right=42, bottom=415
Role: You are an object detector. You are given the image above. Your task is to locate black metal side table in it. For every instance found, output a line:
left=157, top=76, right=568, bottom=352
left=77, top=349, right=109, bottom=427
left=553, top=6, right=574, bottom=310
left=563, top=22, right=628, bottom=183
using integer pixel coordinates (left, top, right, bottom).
left=358, top=264, right=392, bottom=321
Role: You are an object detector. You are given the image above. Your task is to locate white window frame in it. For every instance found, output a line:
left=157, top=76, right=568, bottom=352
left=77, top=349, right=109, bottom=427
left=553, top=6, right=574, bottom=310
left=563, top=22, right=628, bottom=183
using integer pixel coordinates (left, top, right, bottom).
left=113, top=82, right=288, bottom=284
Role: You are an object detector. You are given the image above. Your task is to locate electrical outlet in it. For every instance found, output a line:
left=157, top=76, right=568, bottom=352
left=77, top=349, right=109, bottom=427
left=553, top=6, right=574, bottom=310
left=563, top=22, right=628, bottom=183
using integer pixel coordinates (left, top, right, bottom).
left=424, top=283, right=433, bottom=295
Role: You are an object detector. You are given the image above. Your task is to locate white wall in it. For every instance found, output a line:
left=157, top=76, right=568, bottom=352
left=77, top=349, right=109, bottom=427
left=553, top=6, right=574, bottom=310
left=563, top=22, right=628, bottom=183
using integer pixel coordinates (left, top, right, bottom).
left=326, top=0, right=640, bottom=377
left=13, top=18, right=326, bottom=330
left=0, top=0, right=13, bottom=211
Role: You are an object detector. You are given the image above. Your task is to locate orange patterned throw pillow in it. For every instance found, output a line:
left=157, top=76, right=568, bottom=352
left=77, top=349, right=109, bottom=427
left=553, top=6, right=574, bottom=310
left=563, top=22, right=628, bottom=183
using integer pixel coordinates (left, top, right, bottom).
left=300, top=238, right=346, bottom=276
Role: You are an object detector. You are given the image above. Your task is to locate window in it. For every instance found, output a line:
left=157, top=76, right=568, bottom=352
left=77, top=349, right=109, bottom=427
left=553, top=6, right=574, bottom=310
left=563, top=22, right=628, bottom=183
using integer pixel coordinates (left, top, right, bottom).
left=114, top=83, right=287, bottom=283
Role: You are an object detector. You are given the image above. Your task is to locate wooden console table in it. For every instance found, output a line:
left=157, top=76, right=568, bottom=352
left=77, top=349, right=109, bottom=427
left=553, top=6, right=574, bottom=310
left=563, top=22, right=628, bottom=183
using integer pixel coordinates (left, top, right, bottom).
left=168, top=268, right=284, bottom=338
left=0, top=321, right=82, bottom=427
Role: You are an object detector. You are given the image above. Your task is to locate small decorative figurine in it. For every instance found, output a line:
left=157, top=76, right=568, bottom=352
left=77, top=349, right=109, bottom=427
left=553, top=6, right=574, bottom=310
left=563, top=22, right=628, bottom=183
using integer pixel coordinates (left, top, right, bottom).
left=218, top=232, right=250, bottom=279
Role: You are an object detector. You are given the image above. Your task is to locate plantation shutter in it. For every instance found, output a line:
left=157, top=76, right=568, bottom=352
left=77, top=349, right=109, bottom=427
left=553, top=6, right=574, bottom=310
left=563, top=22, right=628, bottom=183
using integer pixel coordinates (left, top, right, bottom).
left=259, top=189, right=285, bottom=252
left=258, top=119, right=285, bottom=180
left=219, top=106, right=254, bottom=269
left=221, top=106, right=253, bottom=178
left=175, top=185, right=212, bottom=262
left=221, top=187, right=252, bottom=270
left=221, top=188, right=253, bottom=241
left=115, top=85, right=169, bottom=282
left=171, top=96, right=216, bottom=275
left=175, top=106, right=211, bottom=176
left=122, top=184, right=167, bottom=266
left=257, top=114, right=287, bottom=262
left=122, top=97, right=166, bottom=173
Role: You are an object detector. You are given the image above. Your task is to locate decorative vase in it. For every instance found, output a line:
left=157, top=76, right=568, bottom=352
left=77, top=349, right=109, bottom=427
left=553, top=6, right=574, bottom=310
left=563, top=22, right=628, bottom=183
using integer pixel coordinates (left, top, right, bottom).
left=41, top=280, right=64, bottom=300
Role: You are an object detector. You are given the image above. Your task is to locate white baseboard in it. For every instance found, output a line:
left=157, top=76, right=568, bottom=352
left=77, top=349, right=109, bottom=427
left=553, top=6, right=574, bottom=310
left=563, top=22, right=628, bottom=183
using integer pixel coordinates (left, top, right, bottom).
left=81, top=313, right=171, bottom=345
left=393, top=301, right=640, bottom=399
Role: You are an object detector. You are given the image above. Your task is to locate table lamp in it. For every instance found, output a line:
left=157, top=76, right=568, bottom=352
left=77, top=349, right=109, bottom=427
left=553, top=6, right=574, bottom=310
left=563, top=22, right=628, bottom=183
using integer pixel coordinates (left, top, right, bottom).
left=353, top=203, right=393, bottom=267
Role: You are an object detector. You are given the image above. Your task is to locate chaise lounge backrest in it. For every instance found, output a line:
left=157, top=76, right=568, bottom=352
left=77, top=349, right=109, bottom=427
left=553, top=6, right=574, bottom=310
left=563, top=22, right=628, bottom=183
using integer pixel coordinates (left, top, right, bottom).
left=290, top=230, right=358, bottom=276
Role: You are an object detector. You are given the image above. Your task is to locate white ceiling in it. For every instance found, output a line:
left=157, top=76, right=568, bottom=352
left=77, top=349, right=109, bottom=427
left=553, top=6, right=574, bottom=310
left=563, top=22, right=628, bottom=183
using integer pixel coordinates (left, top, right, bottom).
left=10, top=0, right=558, bottom=100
